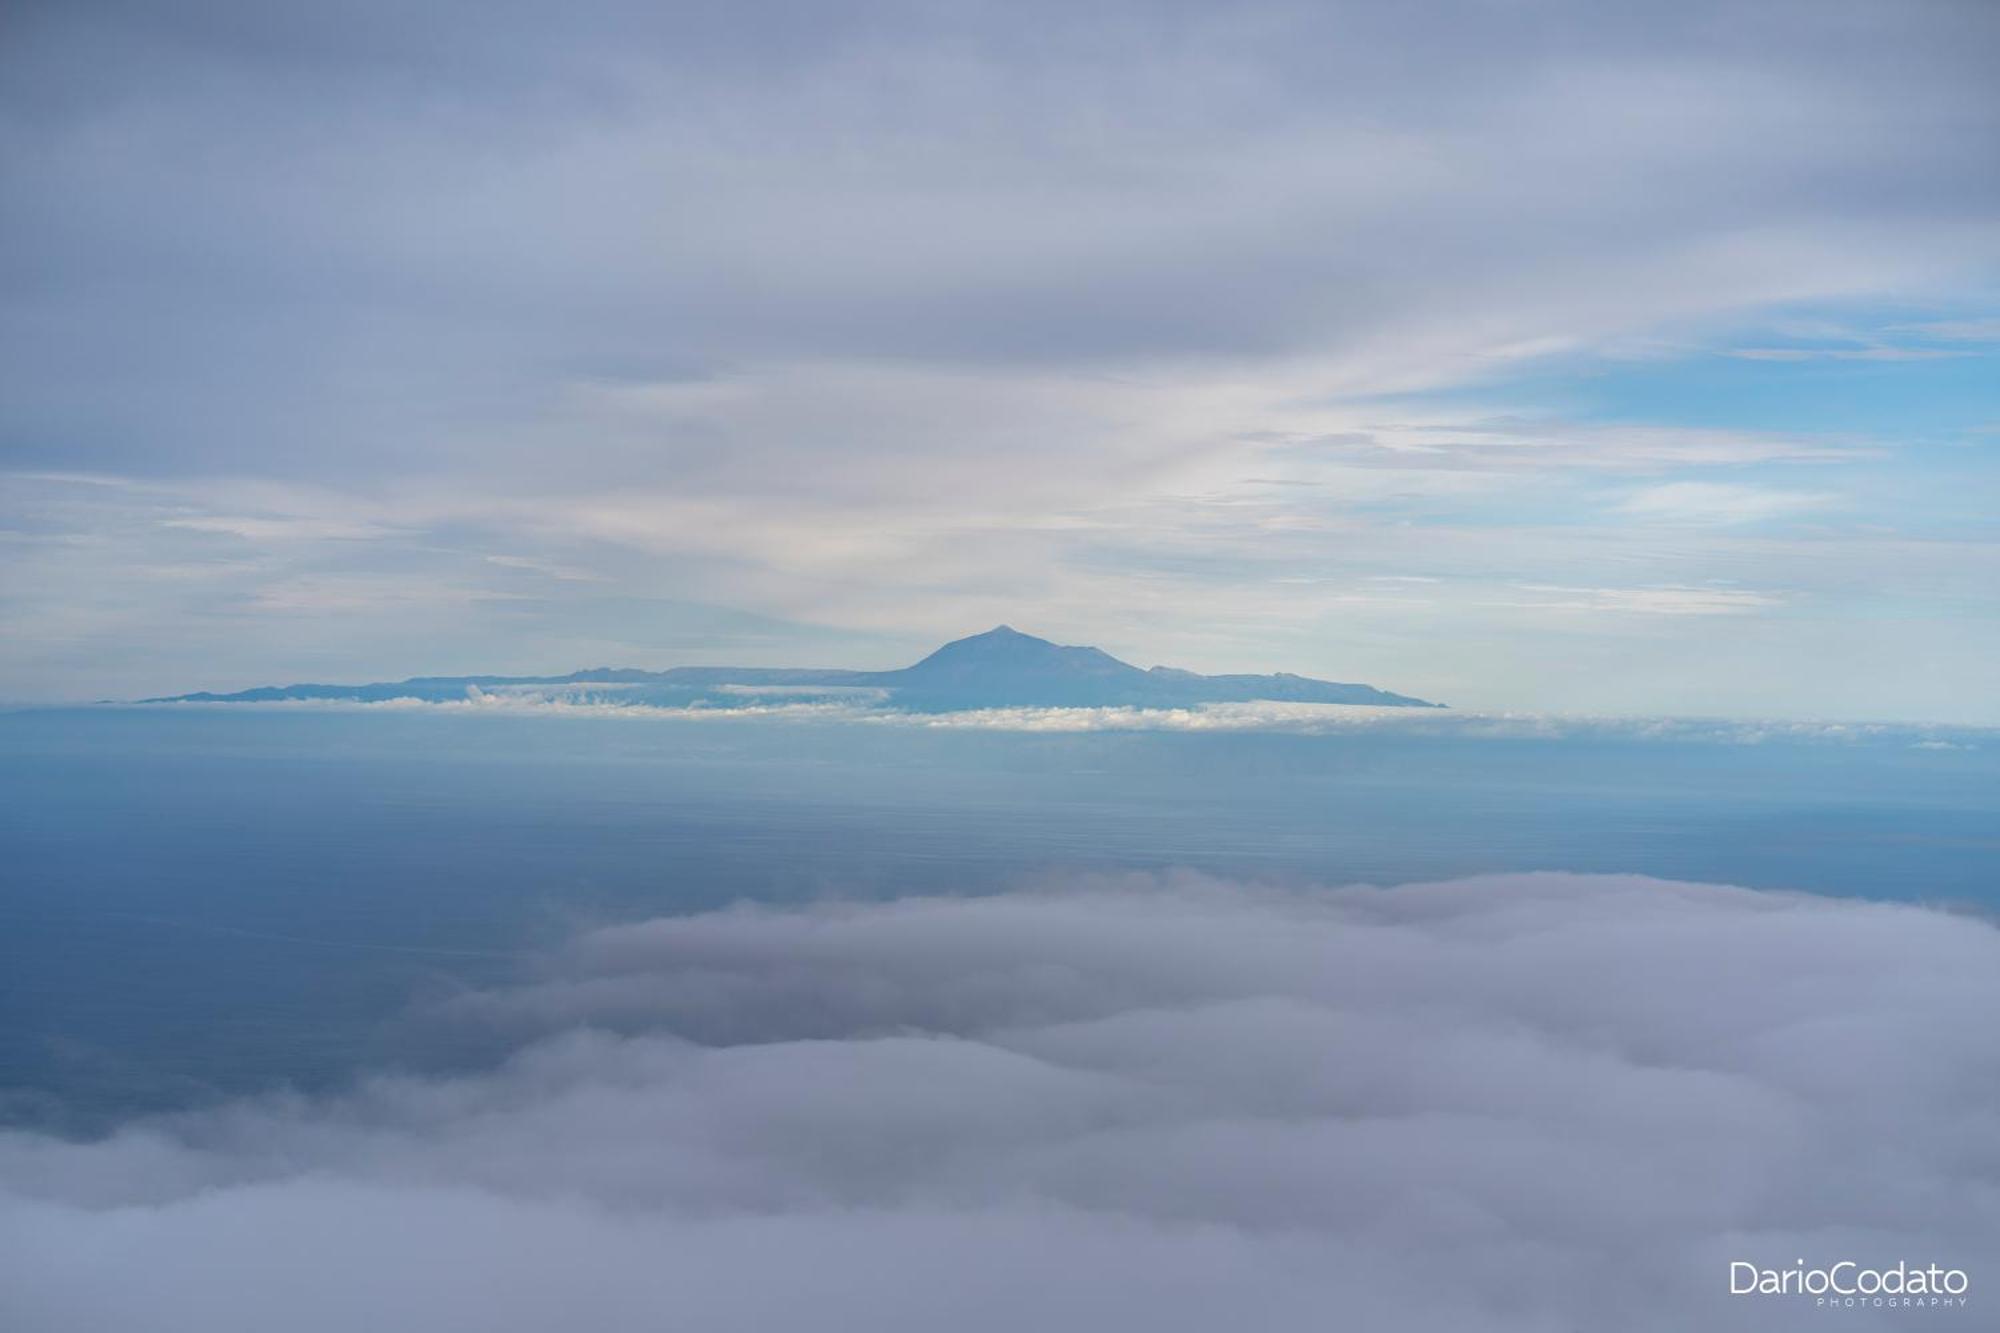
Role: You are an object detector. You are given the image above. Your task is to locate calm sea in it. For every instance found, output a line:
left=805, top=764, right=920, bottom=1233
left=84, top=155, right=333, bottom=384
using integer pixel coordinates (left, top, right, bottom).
left=3, top=705, right=1995, bottom=1128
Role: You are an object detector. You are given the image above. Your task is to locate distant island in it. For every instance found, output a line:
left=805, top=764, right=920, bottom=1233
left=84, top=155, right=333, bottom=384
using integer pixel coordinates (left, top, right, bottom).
left=152, top=625, right=1444, bottom=711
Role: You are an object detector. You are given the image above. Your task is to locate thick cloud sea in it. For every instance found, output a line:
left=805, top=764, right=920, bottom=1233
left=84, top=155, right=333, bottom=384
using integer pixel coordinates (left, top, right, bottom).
left=4, top=872, right=1994, bottom=1330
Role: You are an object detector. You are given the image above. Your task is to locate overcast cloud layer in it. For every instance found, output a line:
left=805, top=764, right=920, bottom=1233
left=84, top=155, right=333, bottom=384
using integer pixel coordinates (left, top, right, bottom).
left=3, top=0, right=1998, bottom=714
left=3, top=872, right=1996, bottom=1330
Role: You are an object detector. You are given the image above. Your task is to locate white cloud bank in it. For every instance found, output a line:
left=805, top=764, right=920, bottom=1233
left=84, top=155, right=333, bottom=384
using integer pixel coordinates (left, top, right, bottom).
left=4, top=873, right=1996, bottom=1330
left=146, top=693, right=1994, bottom=748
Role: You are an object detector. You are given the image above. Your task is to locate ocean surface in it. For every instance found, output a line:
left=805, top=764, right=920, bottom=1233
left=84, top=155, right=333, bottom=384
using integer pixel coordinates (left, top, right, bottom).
left=3, top=704, right=1996, bottom=1129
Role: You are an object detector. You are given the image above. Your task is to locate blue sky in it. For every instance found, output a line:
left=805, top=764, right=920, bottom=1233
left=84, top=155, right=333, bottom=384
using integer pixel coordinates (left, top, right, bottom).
left=2, top=0, right=1997, bottom=719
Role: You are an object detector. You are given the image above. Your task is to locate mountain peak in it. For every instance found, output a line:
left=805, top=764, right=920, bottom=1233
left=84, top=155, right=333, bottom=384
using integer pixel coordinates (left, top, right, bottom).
left=899, top=626, right=1140, bottom=684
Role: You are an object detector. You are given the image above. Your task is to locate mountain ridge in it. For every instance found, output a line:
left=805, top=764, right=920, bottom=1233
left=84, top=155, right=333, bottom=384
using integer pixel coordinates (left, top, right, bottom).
left=152, top=626, right=1443, bottom=710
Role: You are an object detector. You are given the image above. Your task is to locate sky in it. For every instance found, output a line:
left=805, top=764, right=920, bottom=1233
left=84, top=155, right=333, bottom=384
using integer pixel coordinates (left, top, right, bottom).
left=2, top=0, right=1997, bottom=718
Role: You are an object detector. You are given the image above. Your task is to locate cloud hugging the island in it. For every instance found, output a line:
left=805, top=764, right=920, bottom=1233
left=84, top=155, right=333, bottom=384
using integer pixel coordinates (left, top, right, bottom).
left=3, top=871, right=1996, bottom=1331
